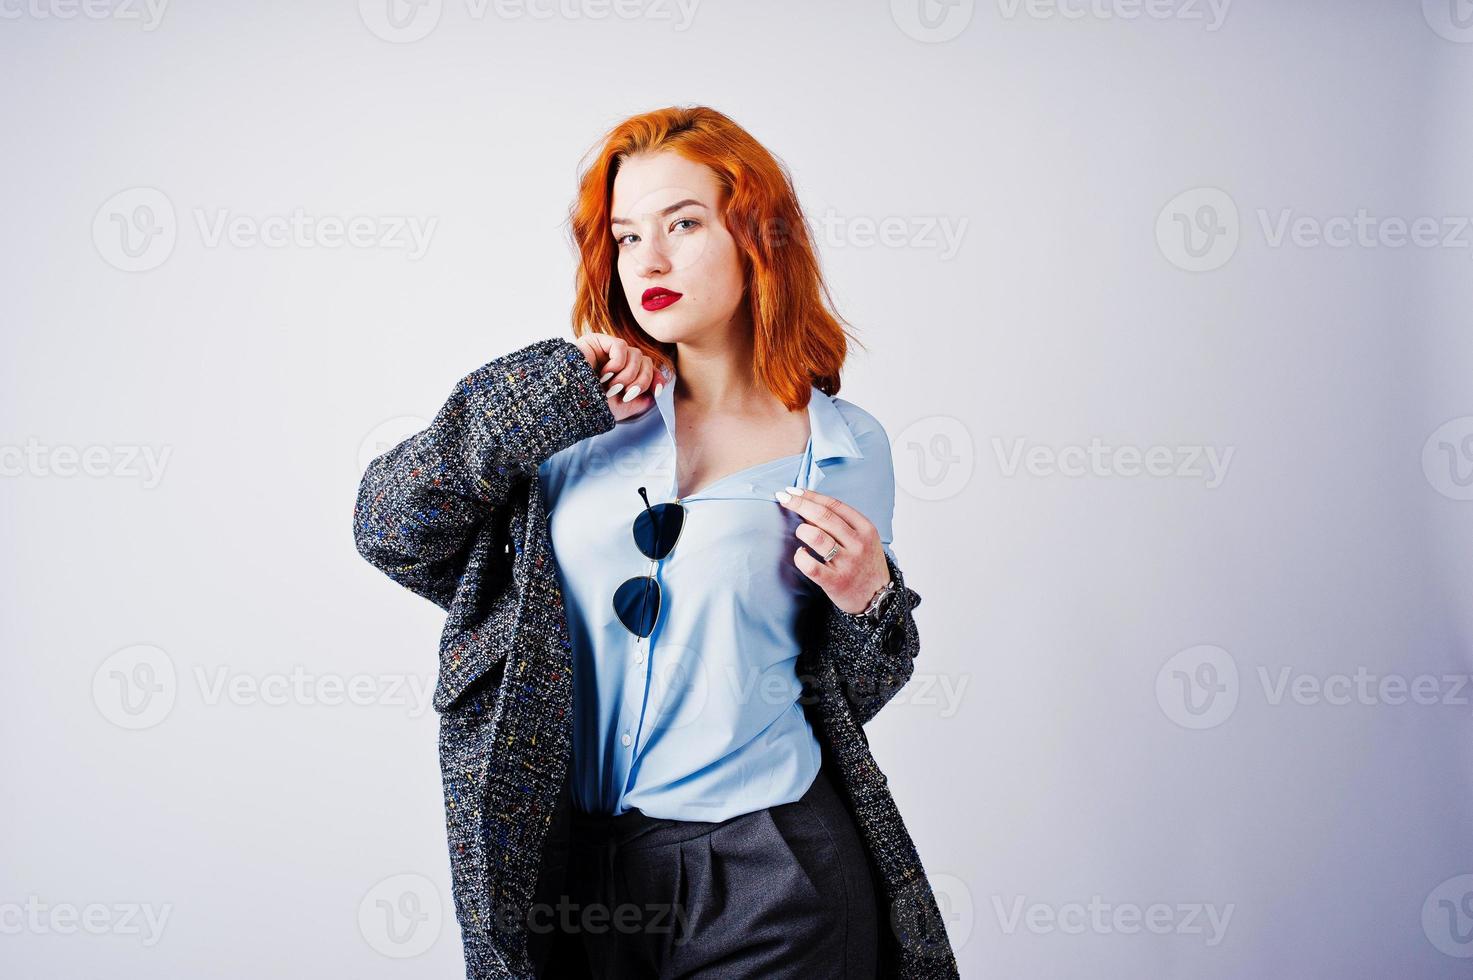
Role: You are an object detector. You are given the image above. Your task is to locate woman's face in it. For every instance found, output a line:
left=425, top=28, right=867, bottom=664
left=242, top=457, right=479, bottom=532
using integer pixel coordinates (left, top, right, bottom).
left=610, top=150, right=747, bottom=346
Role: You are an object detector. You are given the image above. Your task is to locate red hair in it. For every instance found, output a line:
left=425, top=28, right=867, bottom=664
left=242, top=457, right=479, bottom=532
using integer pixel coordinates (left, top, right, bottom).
left=567, top=105, right=860, bottom=407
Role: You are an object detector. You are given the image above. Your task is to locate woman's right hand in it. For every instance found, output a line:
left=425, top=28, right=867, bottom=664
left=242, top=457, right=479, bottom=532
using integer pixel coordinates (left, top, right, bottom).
left=573, top=333, right=667, bottom=423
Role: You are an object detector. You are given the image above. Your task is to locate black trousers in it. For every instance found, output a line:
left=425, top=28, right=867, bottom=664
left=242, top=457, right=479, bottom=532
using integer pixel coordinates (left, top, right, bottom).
left=529, top=761, right=880, bottom=979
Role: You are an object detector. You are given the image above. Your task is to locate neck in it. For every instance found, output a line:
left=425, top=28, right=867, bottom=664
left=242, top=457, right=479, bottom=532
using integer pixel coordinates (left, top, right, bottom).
left=669, top=309, right=771, bottom=414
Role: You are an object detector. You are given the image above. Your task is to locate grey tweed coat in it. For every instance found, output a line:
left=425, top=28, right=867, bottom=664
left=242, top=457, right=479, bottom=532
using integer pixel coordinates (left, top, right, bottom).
left=352, top=336, right=960, bottom=979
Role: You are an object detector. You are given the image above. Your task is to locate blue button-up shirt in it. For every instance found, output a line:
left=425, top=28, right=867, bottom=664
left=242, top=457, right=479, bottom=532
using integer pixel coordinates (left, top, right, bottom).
left=536, top=370, right=898, bottom=820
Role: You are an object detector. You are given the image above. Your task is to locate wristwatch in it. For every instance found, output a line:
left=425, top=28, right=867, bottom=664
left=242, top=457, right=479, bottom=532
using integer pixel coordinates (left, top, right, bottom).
left=851, top=576, right=899, bottom=626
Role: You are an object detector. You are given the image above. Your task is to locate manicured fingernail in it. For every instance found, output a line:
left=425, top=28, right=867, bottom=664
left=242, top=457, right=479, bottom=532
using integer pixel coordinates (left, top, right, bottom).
left=600, top=371, right=615, bottom=383
left=654, top=382, right=664, bottom=397
left=607, top=383, right=624, bottom=397
left=774, top=490, right=791, bottom=504
left=783, top=486, right=804, bottom=495
left=621, top=385, right=642, bottom=403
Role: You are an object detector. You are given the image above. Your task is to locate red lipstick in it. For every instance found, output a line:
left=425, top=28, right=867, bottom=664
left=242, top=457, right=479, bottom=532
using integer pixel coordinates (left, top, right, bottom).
left=641, top=287, right=683, bottom=311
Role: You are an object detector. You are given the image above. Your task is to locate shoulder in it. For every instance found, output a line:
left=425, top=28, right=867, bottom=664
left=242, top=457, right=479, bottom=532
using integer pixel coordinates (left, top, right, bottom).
left=828, top=395, right=894, bottom=466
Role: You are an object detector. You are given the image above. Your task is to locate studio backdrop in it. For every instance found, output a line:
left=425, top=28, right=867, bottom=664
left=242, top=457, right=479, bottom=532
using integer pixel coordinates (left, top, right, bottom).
left=3, top=1, right=1471, bottom=977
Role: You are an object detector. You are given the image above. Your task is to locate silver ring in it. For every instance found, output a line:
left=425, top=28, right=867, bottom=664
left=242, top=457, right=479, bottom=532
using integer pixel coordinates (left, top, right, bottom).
left=822, top=543, right=839, bottom=562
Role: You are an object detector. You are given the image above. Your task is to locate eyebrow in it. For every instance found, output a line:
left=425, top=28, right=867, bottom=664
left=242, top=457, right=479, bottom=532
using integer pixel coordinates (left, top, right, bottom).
left=610, top=199, right=707, bottom=227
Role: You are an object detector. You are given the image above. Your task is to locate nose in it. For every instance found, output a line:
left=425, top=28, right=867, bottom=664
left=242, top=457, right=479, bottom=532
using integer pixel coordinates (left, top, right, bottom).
left=633, top=235, right=671, bottom=279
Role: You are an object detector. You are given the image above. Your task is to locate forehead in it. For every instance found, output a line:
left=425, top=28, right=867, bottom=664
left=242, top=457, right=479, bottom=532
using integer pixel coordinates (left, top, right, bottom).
left=611, top=150, right=720, bottom=219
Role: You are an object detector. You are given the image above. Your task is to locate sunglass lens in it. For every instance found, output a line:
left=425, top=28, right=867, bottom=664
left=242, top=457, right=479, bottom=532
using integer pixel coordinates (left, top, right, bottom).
left=632, top=502, right=684, bottom=562
left=614, top=575, right=661, bottom=638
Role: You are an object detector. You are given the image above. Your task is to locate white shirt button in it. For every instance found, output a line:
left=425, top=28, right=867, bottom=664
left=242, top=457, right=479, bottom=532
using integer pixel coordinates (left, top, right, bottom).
left=635, top=649, right=646, bottom=664
left=621, top=731, right=632, bottom=747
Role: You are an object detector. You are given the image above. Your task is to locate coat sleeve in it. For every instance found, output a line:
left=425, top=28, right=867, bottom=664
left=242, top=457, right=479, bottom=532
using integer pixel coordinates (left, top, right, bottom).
left=352, top=336, right=616, bottom=609
left=820, top=417, right=925, bottom=728
left=824, top=547, right=924, bottom=727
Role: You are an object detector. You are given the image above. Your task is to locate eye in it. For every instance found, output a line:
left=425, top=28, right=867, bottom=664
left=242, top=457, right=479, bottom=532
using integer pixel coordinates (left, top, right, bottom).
left=614, top=232, right=637, bottom=247
left=672, top=218, right=700, bottom=232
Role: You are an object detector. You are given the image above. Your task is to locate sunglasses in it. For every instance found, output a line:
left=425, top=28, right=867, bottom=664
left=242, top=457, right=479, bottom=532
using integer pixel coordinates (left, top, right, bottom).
left=613, top=486, right=686, bottom=640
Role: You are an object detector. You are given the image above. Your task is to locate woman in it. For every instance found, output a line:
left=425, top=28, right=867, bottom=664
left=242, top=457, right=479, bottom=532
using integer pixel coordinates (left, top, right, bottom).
left=354, top=105, right=958, bottom=979
left=546, top=105, right=911, bottom=977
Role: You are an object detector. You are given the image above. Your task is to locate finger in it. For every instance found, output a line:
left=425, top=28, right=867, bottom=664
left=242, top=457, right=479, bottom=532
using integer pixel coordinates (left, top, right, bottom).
left=602, top=341, right=636, bottom=392
left=620, top=356, right=656, bottom=404
left=793, top=522, right=841, bottom=564
left=776, top=487, right=860, bottom=549
left=778, top=486, right=874, bottom=539
left=792, top=541, right=836, bottom=585
left=574, top=333, right=609, bottom=374
left=606, top=348, right=645, bottom=398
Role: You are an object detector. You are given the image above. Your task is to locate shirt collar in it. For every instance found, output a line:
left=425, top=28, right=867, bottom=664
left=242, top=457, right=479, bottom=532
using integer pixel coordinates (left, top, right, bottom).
left=652, top=373, right=864, bottom=463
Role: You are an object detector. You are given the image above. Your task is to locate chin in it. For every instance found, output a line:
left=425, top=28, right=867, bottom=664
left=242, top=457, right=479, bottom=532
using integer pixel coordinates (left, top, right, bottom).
left=633, top=311, right=697, bottom=345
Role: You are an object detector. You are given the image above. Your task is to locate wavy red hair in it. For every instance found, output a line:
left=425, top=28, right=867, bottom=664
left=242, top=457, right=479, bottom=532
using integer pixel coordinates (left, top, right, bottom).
left=567, top=105, right=861, bottom=407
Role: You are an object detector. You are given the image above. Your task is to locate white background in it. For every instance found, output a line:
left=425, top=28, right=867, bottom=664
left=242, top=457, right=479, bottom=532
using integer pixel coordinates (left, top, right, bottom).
left=3, top=1, right=1472, bottom=976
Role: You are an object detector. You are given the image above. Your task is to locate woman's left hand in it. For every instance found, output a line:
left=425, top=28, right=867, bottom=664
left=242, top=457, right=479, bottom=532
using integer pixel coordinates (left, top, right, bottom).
left=776, top=486, right=891, bottom=615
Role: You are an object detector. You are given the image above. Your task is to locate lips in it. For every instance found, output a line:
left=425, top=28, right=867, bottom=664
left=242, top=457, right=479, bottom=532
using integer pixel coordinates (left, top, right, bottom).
left=641, top=287, right=683, bottom=312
